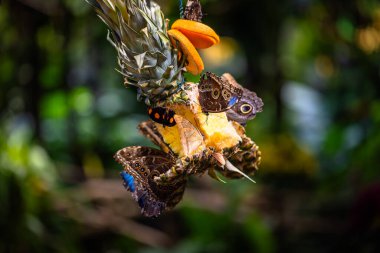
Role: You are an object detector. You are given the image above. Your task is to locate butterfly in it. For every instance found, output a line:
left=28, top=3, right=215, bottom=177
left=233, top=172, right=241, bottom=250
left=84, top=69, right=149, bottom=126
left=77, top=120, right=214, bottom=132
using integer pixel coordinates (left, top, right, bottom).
left=147, top=107, right=176, bottom=127
left=183, top=0, right=203, bottom=22
left=138, top=118, right=209, bottom=177
left=222, top=73, right=264, bottom=126
left=174, top=114, right=205, bottom=157
left=114, top=146, right=187, bottom=217
left=198, top=72, right=243, bottom=113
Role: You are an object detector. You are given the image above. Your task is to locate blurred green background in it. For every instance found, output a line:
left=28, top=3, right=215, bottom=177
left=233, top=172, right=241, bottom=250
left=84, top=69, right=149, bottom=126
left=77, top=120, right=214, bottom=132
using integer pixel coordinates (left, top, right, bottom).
left=1, top=0, right=380, bottom=252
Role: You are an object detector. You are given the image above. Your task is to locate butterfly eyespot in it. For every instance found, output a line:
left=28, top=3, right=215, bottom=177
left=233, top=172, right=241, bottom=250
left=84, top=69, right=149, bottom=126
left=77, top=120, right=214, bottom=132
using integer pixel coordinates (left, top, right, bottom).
left=211, top=88, right=220, bottom=99
left=140, top=167, right=145, bottom=172
left=134, top=162, right=140, bottom=168
left=240, top=104, right=253, bottom=114
left=144, top=172, right=148, bottom=177
left=222, top=89, right=231, bottom=100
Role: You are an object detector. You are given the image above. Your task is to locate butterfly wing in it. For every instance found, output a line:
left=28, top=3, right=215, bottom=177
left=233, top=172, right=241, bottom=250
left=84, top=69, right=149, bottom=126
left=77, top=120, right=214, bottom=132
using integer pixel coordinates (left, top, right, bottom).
left=114, top=146, right=187, bottom=217
left=198, top=72, right=242, bottom=113
left=184, top=0, right=203, bottom=22
left=138, top=120, right=172, bottom=154
left=147, top=107, right=176, bottom=127
left=174, top=115, right=205, bottom=156
left=226, top=94, right=264, bottom=125
left=222, top=73, right=264, bottom=125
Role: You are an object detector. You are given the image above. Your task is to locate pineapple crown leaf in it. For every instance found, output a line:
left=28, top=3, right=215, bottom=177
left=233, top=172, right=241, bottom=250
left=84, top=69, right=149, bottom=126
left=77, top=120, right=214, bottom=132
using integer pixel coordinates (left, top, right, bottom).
left=88, top=0, right=186, bottom=105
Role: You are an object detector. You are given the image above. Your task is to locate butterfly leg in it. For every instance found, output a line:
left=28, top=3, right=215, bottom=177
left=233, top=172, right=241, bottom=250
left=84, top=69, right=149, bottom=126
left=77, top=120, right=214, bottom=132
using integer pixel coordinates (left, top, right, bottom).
left=204, top=112, right=209, bottom=125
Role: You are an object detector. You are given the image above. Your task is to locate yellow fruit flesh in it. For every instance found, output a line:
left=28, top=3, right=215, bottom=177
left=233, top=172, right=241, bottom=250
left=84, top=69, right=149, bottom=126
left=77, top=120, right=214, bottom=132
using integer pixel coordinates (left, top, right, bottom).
left=197, top=112, right=241, bottom=150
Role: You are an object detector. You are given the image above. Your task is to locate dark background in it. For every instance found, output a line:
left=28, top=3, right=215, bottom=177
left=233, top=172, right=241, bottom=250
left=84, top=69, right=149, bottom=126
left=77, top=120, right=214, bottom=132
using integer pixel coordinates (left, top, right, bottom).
left=1, top=0, right=380, bottom=252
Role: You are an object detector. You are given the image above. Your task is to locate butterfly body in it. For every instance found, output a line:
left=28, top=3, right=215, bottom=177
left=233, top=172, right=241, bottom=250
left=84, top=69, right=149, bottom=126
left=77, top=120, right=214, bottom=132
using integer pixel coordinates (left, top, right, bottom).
left=198, top=72, right=243, bottom=113
left=114, top=146, right=187, bottom=217
left=147, top=107, right=176, bottom=127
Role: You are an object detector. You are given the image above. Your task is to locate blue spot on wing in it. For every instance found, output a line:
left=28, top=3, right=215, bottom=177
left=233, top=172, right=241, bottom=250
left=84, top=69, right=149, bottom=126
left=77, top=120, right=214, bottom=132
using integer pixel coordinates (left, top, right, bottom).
left=120, top=171, right=166, bottom=217
left=228, top=96, right=238, bottom=107
left=120, top=171, right=135, bottom=192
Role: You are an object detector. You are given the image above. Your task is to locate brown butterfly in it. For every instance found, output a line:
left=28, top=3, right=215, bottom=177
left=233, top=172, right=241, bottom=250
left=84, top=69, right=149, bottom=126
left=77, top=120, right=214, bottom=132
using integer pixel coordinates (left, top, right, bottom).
left=183, top=0, right=203, bottom=22
left=114, top=146, right=187, bottom=217
left=222, top=73, right=263, bottom=126
left=198, top=72, right=243, bottom=113
left=138, top=119, right=210, bottom=177
left=174, top=114, right=205, bottom=157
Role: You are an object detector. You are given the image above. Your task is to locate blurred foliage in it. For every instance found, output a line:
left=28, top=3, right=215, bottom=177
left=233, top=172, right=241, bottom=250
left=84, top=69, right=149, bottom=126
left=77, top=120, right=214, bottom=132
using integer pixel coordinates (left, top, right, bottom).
left=1, top=0, right=380, bottom=252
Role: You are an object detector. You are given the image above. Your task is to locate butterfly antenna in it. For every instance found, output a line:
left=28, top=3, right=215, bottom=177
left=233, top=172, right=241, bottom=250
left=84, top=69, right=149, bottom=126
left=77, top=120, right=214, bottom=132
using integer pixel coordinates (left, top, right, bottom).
left=225, top=160, right=256, bottom=183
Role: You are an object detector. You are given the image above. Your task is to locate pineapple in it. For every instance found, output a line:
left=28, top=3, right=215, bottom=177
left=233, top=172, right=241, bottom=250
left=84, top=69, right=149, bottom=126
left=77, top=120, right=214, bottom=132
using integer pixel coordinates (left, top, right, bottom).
left=86, top=0, right=186, bottom=106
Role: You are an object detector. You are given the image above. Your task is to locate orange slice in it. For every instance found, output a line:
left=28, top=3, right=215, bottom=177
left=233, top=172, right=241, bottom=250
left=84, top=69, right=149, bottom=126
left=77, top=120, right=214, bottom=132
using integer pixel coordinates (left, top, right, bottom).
left=172, top=19, right=220, bottom=49
left=168, top=29, right=204, bottom=75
